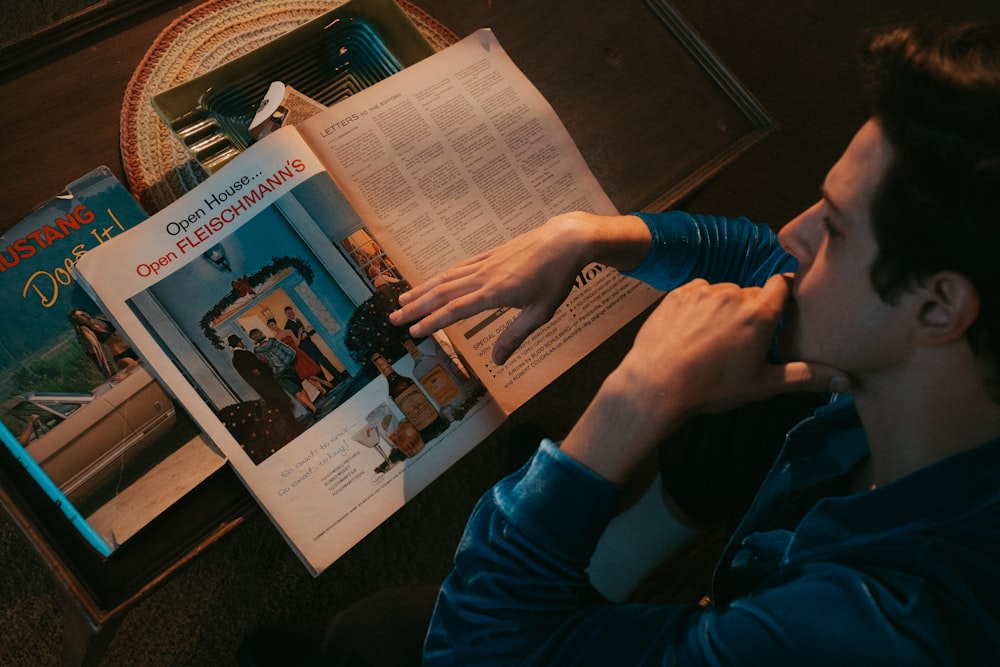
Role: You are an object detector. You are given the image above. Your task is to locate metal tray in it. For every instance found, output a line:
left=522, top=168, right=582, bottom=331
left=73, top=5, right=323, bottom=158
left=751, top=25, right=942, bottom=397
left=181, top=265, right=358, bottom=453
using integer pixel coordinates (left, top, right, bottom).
left=152, top=0, right=435, bottom=173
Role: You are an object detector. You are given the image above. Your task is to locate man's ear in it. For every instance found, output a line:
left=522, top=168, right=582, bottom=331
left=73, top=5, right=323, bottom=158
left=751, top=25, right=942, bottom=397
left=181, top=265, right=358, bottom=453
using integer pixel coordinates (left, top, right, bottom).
left=915, top=271, right=981, bottom=344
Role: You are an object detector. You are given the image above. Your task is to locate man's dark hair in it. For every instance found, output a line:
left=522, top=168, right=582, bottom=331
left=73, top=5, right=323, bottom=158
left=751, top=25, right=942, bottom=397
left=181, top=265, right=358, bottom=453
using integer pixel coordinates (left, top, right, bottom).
left=864, top=22, right=1000, bottom=399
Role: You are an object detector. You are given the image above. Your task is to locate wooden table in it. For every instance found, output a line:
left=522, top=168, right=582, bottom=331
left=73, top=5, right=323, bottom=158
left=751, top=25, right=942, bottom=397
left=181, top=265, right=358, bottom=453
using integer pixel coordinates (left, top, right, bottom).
left=0, top=1, right=771, bottom=663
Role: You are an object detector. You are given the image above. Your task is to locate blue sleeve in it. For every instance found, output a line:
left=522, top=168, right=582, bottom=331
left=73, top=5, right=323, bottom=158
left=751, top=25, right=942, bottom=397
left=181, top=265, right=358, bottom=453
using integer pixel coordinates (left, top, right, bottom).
left=623, top=211, right=796, bottom=290
left=423, top=442, right=941, bottom=667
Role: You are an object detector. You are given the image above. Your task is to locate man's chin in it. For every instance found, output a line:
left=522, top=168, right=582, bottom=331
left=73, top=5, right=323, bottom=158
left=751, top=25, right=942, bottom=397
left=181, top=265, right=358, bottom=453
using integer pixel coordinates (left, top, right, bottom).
left=776, top=327, right=842, bottom=377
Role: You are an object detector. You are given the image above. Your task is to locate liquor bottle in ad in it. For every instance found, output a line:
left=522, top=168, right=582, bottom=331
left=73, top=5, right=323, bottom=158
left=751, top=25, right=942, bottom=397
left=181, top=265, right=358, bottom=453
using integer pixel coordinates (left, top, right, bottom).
left=370, top=352, right=447, bottom=444
left=403, top=340, right=463, bottom=416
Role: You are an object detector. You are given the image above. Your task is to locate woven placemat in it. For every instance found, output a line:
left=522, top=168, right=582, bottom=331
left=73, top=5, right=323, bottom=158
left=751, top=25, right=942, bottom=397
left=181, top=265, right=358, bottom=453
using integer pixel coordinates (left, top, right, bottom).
left=121, top=0, right=458, bottom=213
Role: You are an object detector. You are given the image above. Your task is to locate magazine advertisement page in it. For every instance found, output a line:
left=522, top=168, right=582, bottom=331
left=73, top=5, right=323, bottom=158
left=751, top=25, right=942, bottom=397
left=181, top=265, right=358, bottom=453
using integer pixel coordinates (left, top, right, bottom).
left=76, top=133, right=504, bottom=575
left=0, top=167, right=224, bottom=554
left=300, top=29, right=662, bottom=411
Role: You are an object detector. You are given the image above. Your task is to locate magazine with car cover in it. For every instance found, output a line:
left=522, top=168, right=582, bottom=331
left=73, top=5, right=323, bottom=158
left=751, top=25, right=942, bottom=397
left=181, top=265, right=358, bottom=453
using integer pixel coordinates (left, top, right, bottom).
left=0, top=167, right=226, bottom=555
left=75, top=30, right=660, bottom=574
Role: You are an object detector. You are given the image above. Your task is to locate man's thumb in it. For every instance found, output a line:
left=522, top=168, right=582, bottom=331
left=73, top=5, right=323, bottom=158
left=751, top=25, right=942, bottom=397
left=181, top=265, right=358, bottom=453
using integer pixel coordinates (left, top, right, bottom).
left=773, top=361, right=850, bottom=395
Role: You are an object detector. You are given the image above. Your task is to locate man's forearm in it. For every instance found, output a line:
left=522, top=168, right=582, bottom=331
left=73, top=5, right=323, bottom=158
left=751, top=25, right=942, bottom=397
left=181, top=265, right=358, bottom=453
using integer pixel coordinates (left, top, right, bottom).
left=424, top=440, right=625, bottom=666
left=561, top=368, right=690, bottom=485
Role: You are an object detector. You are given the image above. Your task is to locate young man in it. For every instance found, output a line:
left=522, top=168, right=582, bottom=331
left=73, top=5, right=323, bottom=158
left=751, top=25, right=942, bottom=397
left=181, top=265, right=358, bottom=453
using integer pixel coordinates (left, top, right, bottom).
left=228, top=333, right=295, bottom=417
left=389, top=22, right=1000, bottom=665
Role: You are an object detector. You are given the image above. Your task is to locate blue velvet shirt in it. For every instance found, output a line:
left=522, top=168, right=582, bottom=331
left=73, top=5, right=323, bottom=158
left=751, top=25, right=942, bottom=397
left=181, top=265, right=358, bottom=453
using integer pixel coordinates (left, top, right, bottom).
left=424, top=212, right=1000, bottom=665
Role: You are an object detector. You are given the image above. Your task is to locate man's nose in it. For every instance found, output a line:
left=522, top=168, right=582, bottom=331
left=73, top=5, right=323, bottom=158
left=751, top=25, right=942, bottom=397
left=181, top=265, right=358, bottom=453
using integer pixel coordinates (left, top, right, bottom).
left=778, top=202, right=822, bottom=264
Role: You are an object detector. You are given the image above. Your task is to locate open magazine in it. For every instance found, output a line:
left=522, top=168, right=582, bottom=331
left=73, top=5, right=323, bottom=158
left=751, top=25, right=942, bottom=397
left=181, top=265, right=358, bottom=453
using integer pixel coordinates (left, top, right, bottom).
left=76, top=29, right=660, bottom=575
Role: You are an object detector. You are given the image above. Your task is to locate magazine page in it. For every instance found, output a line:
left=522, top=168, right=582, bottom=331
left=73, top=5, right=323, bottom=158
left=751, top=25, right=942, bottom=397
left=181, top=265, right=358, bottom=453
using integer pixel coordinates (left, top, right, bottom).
left=75, top=130, right=505, bottom=575
left=0, top=167, right=225, bottom=553
left=299, top=29, right=662, bottom=412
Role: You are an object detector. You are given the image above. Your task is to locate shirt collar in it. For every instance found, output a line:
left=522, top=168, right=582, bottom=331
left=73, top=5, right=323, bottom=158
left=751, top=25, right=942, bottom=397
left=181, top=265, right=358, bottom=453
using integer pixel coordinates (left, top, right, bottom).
left=787, top=427, right=1000, bottom=558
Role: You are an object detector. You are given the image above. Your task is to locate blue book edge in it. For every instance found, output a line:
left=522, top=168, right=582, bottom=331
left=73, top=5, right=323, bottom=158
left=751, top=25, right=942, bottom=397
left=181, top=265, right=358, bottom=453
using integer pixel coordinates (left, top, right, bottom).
left=0, top=421, right=113, bottom=557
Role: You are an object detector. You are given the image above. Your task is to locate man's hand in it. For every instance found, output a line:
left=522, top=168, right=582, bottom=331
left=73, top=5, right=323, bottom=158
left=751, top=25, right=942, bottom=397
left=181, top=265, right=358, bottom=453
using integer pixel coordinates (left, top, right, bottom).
left=389, top=212, right=652, bottom=365
left=625, top=274, right=845, bottom=415
left=562, top=274, right=847, bottom=484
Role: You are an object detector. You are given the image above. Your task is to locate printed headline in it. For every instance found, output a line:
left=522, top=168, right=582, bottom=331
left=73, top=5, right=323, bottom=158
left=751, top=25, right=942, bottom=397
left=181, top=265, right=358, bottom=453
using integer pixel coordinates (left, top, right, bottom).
left=135, top=158, right=307, bottom=278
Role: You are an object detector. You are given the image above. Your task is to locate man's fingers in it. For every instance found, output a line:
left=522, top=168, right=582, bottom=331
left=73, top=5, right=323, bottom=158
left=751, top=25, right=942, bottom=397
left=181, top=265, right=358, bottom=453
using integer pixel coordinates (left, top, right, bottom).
left=393, top=258, right=487, bottom=313
left=399, top=287, right=514, bottom=338
left=757, top=273, right=794, bottom=320
left=390, top=278, right=483, bottom=329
